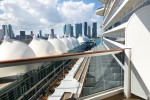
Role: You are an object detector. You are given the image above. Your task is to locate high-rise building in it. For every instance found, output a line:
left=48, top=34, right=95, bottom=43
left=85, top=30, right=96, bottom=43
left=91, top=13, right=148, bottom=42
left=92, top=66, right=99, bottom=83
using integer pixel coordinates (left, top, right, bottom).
left=0, top=29, right=4, bottom=40
left=92, top=22, right=97, bottom=38
left=71, top=26, right=73, bottom=37
left=30, top=31, right=34, bottom=36
left=88, top=26, right=91, bottom=37
left=64, top=24, right=72, bottom=36
left=20, top=31, right=25, bottom=38
left=2, top=25, right=7, bottom=36
left=8, top=24, right=14, bottom=38
left=39, top=30, right=42, bottom=38
left=75, top=23, right=82, bottom=38
left=51, top=29, right=55, bottom=38
left=84, top=22, right=88, bottom=36
left=1, top=25, right=14, bottom=39
left=64, top=25, right=66, bottom=35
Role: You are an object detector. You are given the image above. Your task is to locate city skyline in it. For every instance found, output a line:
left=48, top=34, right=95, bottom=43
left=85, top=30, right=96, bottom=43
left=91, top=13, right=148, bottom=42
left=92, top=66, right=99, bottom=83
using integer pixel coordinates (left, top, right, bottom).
left=0, top=21, right=97, bottom=40
left=64, top=22, right=97, bottom=38
left=0, top=0, right=103, bottom=36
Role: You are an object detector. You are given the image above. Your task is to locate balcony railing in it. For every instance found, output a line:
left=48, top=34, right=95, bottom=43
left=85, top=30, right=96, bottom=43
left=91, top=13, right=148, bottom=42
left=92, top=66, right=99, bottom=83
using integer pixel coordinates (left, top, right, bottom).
left=103, top=0, right=124, bottom=25
left=105, top=0, right=150, bottom=32
left=97, top=6, right=104, bottom=10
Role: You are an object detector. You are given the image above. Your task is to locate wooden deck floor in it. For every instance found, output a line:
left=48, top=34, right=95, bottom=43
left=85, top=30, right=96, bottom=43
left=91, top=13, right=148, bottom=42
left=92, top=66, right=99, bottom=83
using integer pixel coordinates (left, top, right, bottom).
left=102, top=93, right=145, bottom=100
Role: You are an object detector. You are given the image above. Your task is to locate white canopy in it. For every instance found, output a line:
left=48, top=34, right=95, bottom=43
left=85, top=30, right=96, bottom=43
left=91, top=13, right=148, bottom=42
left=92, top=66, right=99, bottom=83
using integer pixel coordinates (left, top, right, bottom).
left=67, top=37, right=76, bottom=48
left=59, top=38, right=73, bottom=50
left=48, top=37, right=68, bottom=54
left=0, top=36, right=36, bottom=78
left=29, top=36, right=57, bottom=57
left=77, top=36, right=89, bottom=44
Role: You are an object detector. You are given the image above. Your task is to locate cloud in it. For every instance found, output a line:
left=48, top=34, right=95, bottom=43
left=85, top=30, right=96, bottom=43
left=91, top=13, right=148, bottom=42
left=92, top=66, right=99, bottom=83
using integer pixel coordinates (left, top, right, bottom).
left=0, top=0, right=99, bottom=35
left=58, top=1, right=95, bottom=24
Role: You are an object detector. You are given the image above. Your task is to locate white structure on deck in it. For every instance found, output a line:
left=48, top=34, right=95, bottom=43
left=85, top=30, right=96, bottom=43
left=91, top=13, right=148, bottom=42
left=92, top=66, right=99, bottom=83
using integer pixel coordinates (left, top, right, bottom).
left=48, top=36, right=68, bottom=54
left=0, top=36, right=36, bottom=78
left=29, top=35, right=57, bottom=57
left=59, top=37, right=74, bottom=50
left=72, top=37, right=80, bottom=46
left=77, top=36, right=89, bottom=44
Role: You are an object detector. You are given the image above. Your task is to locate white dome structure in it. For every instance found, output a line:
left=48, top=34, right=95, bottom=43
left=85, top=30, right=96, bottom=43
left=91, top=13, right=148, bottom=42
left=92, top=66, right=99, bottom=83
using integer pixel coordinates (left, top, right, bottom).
left=69, top=37, right=78, bottom=47
left=0, top=36, right=36, bottom=78
left=72, top=37, right=80, bottom=47
left=77, top=36, right=89, bottom=44
left=48, top=36, right=68, bottom=54
left=67, top=37, right=76, bottom=48
left=59, top=37, right=74, bottom=50
left=29, top=36, right=57, bottom=57
left=83, top=36, right=90, bottom=42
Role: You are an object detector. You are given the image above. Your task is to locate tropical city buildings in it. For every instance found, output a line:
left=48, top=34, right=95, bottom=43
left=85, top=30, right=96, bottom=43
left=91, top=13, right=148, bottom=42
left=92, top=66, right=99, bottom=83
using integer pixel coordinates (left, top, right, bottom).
left=84, top=22, right=88, bottom=36
left=64, top=22, right=97, bottom=38
left=75, top=23, right=82, bottom=38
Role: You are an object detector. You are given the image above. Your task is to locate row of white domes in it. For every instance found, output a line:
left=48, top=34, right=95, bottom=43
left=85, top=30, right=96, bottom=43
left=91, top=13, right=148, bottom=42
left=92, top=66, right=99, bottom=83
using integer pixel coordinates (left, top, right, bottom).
left=0, top=35, right=89, bottom=78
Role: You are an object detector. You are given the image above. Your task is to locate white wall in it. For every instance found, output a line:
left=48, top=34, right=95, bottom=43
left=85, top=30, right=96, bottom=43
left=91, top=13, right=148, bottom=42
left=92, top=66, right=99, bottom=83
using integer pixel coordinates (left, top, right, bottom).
left=131, top=70, right=147, bottom=99
left=125, top=5, right=150, bottom=99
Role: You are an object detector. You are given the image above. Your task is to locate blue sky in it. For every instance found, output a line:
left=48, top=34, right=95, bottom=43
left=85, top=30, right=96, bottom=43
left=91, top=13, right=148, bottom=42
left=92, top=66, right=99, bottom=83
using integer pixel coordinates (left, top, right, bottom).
left=59, top=0, right=102, bottom=10
left=81, top=0, right=102, bottom=10
left=0, top=0, right=103, bottom=36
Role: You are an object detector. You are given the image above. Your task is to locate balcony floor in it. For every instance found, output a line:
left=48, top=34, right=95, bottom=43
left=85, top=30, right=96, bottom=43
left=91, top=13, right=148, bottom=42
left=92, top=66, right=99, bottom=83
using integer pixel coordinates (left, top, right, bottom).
left=102, top=93, right=145, bottom=100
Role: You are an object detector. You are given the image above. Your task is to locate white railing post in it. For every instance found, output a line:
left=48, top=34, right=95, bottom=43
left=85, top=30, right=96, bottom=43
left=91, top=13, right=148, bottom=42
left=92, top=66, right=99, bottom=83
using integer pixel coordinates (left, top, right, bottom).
left=147, top=94, right=150, bottom=100
left=124, top=48, right=131, bottom=99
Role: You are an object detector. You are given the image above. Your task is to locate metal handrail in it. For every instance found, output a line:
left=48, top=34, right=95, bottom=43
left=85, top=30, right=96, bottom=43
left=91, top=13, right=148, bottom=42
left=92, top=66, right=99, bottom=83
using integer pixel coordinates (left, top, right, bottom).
left=0, top=49, right=125, bottom=68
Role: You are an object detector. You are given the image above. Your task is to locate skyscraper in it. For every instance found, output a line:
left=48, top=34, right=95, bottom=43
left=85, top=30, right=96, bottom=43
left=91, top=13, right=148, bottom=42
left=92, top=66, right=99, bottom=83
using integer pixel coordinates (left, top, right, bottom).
left=64, top=24, right=72, bottom=36
left=30, top=31, right=34, bottom=36
left=2, top=25, right=7, bottom=36
left=1, top=25, right=14, bottom=38
left=71, top=26, right=73, bottom=37
left=51, top=29, right=54, bottom=38
left=84, top=22, right=88, bottom=36
left=8, top=24, right=14, bottom=38
left=92, top=22, right=97, bottom=38
left=64, top=25, right=66, bottom=35
left=75, top=23, right=82, bottom=38
left=20, top=31, right=25, bottom=38
left=39, top=30, right=42, bottom=38
left=0, top=29, right=4, bottom=40
left=88, top=26, right=91, bottom=37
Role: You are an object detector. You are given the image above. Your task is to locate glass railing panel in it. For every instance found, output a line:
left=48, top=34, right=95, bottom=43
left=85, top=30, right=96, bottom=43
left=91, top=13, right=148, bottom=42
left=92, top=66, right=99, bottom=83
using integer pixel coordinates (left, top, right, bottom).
left=80, top=44, right=124, bottom=97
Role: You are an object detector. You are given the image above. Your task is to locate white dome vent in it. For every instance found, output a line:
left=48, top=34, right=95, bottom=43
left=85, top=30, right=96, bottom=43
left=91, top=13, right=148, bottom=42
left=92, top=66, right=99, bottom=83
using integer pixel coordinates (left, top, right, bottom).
left=0, top=37, right=36, bottom=78
left=77, top=36, right=89, bottom=44
left=59, top=37, right=74, bottom=50
left=67, top=37, right=75, bottom=48
left=29, top=35, right=57, bottom=57
left=48, top=36, right=68, bottom=54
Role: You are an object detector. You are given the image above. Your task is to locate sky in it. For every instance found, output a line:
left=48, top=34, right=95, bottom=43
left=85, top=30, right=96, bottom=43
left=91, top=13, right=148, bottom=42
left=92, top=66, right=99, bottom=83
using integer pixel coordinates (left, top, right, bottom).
left=0, top=0, right=103, bottom=36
